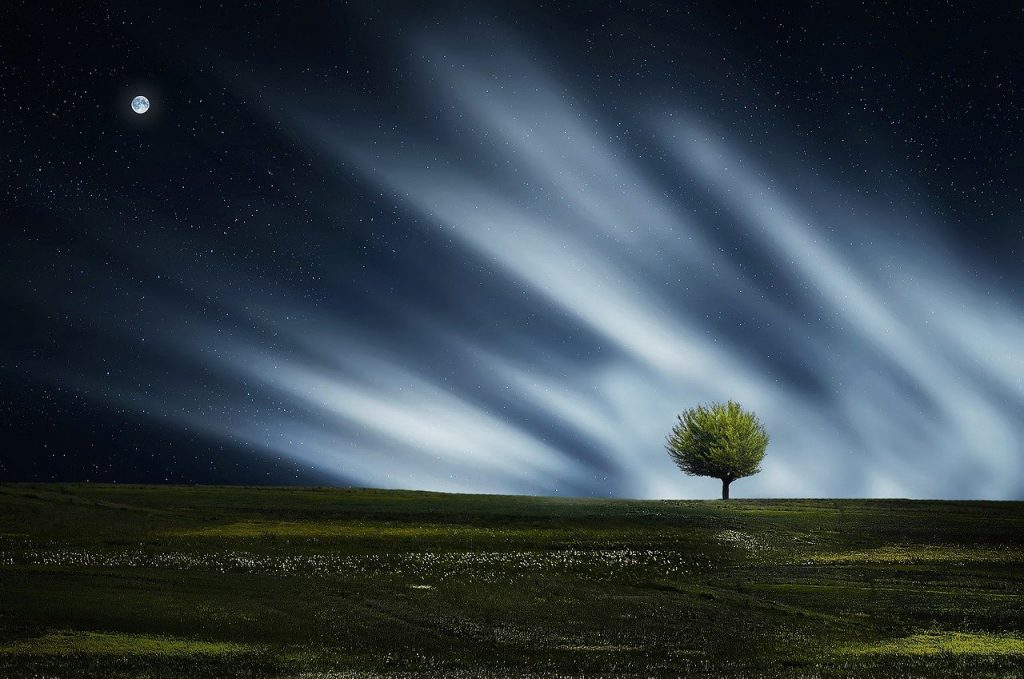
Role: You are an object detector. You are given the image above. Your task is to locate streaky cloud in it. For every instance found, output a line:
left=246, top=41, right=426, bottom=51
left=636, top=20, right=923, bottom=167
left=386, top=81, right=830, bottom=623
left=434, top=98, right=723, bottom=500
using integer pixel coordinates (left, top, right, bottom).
left=17, top=28, right=1021, bottom=499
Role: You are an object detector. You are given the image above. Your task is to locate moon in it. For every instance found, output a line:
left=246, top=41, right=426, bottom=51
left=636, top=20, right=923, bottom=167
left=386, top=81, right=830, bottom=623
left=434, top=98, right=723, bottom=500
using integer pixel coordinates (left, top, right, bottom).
left=131, top=95, right=150, bottom=115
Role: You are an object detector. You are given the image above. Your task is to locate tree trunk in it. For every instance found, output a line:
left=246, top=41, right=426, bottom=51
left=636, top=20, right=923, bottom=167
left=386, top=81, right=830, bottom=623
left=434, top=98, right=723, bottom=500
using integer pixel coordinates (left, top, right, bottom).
left=722, top=478, right=731, bottom=500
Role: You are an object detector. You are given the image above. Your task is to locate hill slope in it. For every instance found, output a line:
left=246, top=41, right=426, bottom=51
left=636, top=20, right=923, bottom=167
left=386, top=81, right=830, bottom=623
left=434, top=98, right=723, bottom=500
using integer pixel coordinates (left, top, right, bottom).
left=1, top=484, right=1022, bottom=677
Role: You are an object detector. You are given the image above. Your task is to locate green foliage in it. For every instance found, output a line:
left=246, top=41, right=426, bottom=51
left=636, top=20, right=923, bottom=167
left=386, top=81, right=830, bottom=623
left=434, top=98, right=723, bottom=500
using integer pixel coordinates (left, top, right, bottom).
left=666, top=400, right=769, bottom=485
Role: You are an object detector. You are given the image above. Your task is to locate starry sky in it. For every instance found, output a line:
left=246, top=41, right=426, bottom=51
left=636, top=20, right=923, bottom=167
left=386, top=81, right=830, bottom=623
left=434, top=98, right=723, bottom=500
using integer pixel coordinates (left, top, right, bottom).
left=2, top=2, right=1023, bottom=498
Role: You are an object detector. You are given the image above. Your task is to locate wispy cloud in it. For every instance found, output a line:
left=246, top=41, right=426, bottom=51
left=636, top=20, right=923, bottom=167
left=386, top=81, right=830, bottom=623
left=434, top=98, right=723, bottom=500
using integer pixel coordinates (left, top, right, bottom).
left=19, top=30, right=1021, bottom=499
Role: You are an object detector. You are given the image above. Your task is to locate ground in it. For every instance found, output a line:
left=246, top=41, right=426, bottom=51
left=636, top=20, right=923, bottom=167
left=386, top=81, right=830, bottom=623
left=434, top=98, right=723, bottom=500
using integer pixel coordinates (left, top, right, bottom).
left=1, top=484, right=1022, bottom=678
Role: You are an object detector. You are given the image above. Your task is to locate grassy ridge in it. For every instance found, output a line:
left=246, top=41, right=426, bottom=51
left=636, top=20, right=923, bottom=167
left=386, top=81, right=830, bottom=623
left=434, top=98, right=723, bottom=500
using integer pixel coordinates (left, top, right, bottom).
left=1, top=483, right=1022, bottom=677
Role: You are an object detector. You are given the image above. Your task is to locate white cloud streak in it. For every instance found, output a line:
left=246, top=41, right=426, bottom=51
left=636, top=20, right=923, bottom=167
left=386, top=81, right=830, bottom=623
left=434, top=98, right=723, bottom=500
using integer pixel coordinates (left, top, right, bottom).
left=44, top=33, right=1023, bottom=499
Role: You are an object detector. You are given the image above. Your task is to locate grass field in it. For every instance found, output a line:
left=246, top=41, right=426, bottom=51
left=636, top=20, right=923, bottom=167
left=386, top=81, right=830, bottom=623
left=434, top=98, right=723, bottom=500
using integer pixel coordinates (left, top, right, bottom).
left=1, top=484, right=1022, bottom=678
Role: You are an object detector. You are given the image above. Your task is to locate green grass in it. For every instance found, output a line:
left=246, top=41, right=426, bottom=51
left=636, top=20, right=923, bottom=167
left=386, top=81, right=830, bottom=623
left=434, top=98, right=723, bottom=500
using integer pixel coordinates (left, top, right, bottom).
left=1, top=483, right=1022, bottom=678
left=846, top=632, right=1024, bottom=657
left=0, top=630, right=253, bottom=656
left=807, top=544, right=1017, bottom=564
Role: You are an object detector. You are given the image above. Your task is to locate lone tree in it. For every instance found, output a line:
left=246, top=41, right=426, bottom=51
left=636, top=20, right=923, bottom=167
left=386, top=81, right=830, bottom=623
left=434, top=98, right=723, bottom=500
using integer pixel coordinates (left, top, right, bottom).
left=666, top=401, right=768, bottom=499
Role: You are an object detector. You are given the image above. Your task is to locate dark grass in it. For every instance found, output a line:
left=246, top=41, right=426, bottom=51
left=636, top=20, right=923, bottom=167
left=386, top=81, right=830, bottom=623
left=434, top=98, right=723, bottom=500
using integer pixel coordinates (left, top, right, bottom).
left=1, top=483, right=1022, bottom=677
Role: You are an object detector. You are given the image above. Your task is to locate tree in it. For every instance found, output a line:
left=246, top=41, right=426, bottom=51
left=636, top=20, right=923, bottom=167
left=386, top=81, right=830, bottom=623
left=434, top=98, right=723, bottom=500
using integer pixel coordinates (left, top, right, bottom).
left=665, top=401, right=768, bottom=500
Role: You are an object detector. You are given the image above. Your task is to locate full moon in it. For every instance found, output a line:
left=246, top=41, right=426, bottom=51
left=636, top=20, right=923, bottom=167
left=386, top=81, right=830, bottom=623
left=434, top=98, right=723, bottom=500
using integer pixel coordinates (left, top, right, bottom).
left=131, top=95, right=150, bottom=115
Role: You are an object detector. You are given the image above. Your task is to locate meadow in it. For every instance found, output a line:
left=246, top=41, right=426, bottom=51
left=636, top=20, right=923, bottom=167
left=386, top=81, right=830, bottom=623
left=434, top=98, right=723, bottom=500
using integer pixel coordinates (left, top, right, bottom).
left=1, top=483, right=1022, bottom=678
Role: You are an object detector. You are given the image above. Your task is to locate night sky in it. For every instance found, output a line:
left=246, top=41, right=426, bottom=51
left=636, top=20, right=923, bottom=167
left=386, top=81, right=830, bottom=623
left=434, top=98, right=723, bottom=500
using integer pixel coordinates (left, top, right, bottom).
left=3, top=2, right=1023, bottom=498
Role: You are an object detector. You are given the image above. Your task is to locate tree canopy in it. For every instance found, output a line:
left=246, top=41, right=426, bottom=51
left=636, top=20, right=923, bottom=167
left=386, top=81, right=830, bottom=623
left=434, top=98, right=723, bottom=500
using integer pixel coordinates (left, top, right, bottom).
left=666, top=400, right=768, bottom=499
